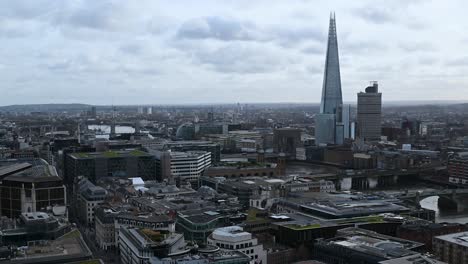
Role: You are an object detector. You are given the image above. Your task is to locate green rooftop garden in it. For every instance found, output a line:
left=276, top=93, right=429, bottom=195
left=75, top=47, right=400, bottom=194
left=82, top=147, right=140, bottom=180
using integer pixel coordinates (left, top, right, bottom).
left=140, top=229, right=169, bottom=243
left=73, top=149, right=149, bottom=159
left=218, top=161, right=265, bottom=168
left=62, top=229, right=81, bottom=239
left=129, top=149, right=147, bottom=156
left=285, top=223, right=321, bottom=230
left=74, top=153, right=90, bottom=158
left=334, top=215, right=384, bottom=225
left=75, top=260, right=102, bottom=264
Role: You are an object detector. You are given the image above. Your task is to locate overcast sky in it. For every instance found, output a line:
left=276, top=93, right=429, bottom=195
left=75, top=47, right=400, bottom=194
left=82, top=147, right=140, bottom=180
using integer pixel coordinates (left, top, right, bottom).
left=1, top=0, right=467, bottom=105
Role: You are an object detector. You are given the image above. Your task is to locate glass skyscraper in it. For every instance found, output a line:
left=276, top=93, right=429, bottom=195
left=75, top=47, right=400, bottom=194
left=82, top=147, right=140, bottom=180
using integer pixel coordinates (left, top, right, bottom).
left=316, top=13, right=344, bottom=145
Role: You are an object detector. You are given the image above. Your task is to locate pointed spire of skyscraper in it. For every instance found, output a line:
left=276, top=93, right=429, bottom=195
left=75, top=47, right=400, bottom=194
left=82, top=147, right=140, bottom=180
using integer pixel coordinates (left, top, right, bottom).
left=320, top=12, right=343, bottom=119
left=316, top=12, right=344, bottom=146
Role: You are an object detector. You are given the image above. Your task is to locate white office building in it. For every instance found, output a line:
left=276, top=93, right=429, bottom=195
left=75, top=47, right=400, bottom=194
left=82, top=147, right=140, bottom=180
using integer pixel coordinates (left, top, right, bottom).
left=207, top=226, right=267, bottom=264
left=169, top=151, right=211, bottom=187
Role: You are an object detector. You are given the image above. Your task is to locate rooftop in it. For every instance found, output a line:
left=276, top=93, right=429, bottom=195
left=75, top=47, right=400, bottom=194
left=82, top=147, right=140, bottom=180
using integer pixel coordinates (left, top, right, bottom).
left=211, top=226, right=252, bottom=241
left=69, top=149, right=151, bottom=159
left=299, top=199, right=409, bottom=219
left=435, top=231, right=468, bottom=247
left=321, top=227, right=424, bottom=259
left=379, top=254, right=446, bottom=264
left=0, top=158, right=61, bottom=183
left=8, top=229, right=92, bottom=263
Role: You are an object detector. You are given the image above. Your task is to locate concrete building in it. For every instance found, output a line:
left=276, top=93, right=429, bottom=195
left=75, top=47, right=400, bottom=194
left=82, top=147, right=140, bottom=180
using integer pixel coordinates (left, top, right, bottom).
left=433, top=231, right=468, bottom=264
left=149, top=250, right=250, bottom=264
left=0, top=212, right=70, bottom=246
left=357, top=81, right=382, bottom=141
left=396, top=221, right=467, bottom=251
left=207, top=226, right=267, bottom=264
left=153, top=150, right=211, bottom=187
left=0, top=159, right=66, bottom=218
left=314, top=227, right=425, bottom=264
left=76, top=178, right=107, bottom=226
left=273, top=128, right=302, bottom=157
left=95, top=206, right=176, bottom=251
left=64, top=149, right=155, bottom=184
left=448, top=152, right=468, bottom=186
left=119, top=226, right=188, bottom=264
left=378, top=254, right=446, bottom=264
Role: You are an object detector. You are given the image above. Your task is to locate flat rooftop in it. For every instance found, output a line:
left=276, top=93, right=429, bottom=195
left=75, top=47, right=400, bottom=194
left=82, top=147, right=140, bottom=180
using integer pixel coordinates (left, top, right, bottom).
left=379, top=254, right=446, bottom=264
left=435, top=231, right=468, bottom=247
left=9, top=229, right=92, bottom=263
left=299, top=199, right=409, bottom=219
left=0, top=159, right=61, bottom=183
left=68, top=149, right=151, bottom=159
left=321, top=228, right=423, bottom=259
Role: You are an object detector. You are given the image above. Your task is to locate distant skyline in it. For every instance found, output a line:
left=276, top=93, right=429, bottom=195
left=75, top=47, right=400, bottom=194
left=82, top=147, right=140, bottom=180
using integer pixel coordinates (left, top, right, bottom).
left=1, top=0, right=468, bottom=105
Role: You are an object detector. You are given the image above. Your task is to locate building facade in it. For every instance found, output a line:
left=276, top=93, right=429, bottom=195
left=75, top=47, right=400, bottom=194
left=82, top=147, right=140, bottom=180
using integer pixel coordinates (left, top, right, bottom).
left=357, top=81, right=382, bottom=141
left=119, top=226, right=187, bottom=264
left=0, top=159, right=66, bottom=218
left=433, top=231, right=468, bottom=264
left=316, top=13, right=344, bottom=145
left=207, top=226, right=267, bottom=264
left=76, top=178, right=107, bottom=226
left=448, top=152, right=468, bottom=186
left=153, top=150, right=211, bottom=187
left=64, top=149, right=155, bottom=185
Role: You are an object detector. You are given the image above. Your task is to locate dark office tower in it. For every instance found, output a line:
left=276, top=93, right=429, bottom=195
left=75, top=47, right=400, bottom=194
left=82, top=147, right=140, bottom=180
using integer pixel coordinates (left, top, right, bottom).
left=357, top=81, right=382, bottom=141
left=316, top=13, right=344, bottom=145
left=90, top=106, right=97, bottom=118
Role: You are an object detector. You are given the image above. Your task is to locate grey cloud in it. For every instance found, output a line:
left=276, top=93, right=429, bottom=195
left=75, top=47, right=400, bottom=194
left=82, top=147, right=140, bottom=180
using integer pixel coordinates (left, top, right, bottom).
left=120, top=43, right=144, bottom=55
left=66, top=2, right=122, bottom=31
left=399, top=42, right=435, bottom=52
left=274, top=27, right=324, bottom=44
left=353, top=7, right=393, bottom=24
left=177, top=17, right=256, bottom=41
left=0, top=19, right=41, bottom=38
left=342, top=41, right=387, bottom=54
left=302, top=45, right=324, bottom=54
left=176, top=16, right=324, bottom=47
left=0, top=1, right=60, bottom=19
left=306, top=65, right=322, bottom=74
left=418, top=57, right=438, bottom=65
left=193, top=44, right=287, bottom=74
left=446, top=57, right=468, bottom=66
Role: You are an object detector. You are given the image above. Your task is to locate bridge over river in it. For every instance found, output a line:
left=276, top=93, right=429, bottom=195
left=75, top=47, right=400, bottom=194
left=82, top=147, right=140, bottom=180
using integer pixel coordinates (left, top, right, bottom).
left=395, top=188, right=468, bottom=212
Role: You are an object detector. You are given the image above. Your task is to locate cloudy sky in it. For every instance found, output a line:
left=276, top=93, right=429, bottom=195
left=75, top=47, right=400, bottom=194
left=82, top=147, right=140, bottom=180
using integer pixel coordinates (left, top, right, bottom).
left=0, top=0, right=467, bottom=105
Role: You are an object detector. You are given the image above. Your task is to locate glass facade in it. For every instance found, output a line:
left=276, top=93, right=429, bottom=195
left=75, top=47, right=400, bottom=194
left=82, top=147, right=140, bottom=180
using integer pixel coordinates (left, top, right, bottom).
left=316, top=14, right=343, bottom=145
left=320, top=13, right=343, bottom=117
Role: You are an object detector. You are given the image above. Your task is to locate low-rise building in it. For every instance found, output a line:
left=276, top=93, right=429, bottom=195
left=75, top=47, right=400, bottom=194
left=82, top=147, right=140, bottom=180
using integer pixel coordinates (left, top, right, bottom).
left=207, top=226, right=267, bottom=264
left=448, top=152, right=468, bottom=186
left=433, top=231, right=468, bottom=264
left=313, top=227, right=425, bottom=264
left=396, top=221, right=467, bottom=251
left=119, top=226, right=189, bottom=264
left=378, top=254, right=446, bottom=264
left=0, top=158, right=66, bottom=218
left=76, top=178, right=107, bottom=226
left=149, top=250, right=250, bottom=264
left=95, top=205, right=176, bottom=251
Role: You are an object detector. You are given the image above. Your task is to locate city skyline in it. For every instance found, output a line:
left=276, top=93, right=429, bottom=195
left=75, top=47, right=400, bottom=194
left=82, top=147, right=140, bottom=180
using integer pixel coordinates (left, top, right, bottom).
left=1, top=1, right=468, bottom=105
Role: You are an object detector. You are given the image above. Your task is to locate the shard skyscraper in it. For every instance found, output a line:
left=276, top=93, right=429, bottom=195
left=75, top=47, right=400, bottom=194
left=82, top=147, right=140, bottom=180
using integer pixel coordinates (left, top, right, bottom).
left=316, top=13, right=345, bottom=145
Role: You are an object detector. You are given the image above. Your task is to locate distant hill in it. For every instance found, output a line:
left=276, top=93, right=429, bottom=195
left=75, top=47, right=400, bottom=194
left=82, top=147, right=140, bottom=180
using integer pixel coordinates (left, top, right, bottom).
left=0, top=103, right=92, bottom=113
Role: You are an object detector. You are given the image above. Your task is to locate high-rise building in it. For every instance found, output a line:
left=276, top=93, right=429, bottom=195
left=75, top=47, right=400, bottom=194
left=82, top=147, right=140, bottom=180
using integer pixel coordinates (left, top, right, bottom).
left=316, top=13, right=344, bottom=145
left=357, top=81, right=382, bottom=141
